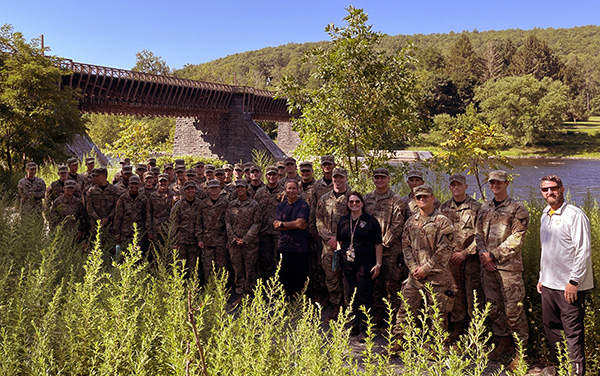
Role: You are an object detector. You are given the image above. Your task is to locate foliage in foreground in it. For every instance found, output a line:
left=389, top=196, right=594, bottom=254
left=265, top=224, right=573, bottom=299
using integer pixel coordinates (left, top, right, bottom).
left=0, top=190, right=598, bottom=375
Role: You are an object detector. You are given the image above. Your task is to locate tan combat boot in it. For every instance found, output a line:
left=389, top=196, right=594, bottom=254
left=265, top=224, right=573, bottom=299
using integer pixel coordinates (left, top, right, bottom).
left=489, top=336, right=515, bottom=361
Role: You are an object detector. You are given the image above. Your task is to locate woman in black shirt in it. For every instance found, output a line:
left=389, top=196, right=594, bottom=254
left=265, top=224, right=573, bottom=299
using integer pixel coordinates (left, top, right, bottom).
left=336, top=191, right=383, bottom=339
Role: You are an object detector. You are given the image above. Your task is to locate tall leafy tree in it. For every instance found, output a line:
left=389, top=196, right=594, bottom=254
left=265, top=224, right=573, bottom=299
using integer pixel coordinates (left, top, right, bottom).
left=0, top=24, right=86, bottom=171
left=445, top=34, right=480, bottom=112
left=475, top=75, right=568, bottom=146
left=479, top=41, right=504, bottom=82
left=509, top=36, right=562, bottom=80
left=132, top=50, right=171, bottom=75
left=278, top=7, right=418, bottom=174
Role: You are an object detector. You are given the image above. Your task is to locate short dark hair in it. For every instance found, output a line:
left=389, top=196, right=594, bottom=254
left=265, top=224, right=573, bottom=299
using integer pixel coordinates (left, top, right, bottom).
left=540, top=174, right=563, bottom=188
left=347, top=191, right=366, bottom=214
left=284, top=180, right=299, bottom=189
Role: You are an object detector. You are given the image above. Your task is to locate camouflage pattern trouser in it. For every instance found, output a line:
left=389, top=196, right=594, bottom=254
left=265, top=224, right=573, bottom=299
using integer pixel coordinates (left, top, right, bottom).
left=308, top=236, right=328, bottom=300
left=449, top=255, right=484, bottom=322
left=178, top=243, right=202, bottom=281
left=201, top=245, right=228, bottom=283
left=393, top=277, right=455, bottom=337
left=373, top=246, right=406, bottom=315
left=321, top=242, right=344, bottom=306
left=229, top=242, right=259, bottom=295
left=482, top=269, right=529, bottom=344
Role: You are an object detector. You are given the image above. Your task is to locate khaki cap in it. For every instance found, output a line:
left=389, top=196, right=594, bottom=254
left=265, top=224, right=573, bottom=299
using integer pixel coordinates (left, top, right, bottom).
left=163, top=163, right=174, bottom=170
left=147, top=157, right=157, bottom=164
left=234, top=179, right=248, bottom=188
left=284, top=157, right=296, bottom=165
left=174, top=158, right=185, bottom=166
left=407, top=170, right=423, bottom=179
left=119, top=158, right=131, bottom=165
left=234, top=163, right=243, bottom=171
left=26, top=162, right=37, bottom=170
left=321, top=155, right=335, bottom=164
left=223, top=164, right=233, bottom=171
left=174, top=166, right=185, bottom=173
left=266, top=166, right=278, bottom=175
left=373, top=168, right=389, bottom=177
left=205, top=164, right=216, bottom=172
left=158, top=173, right=168, bottom=181
left=183, top=180, right=197, bottom=189
left=250, top=165, right=261, bottom=173
left=143, top=171, right=154, bottom=179
left=85, top=157, right=95, bottom=164
left=128, top=175, right=141, bottom=184
left=276, top=161, right=285, bottom=169
left=449, top=174, right=467, bottom=185
left=185, top=168, right=197, bottom=176
left=413, top=184, right=434, bottom=196
left=332, top=167, right=347, bottom=178
left=215, top=168, right=225, bottom=175
left=488, top=170, right=508, bottom=182
left=64, top=180, right=77, bottom=188
left=207, top=179, right=221, bottom=188
left=122, top=165, right=133, bottom=174
left=136, top=164, right=147, bottom=171
left=58, top=165, right=69, bottom=173
left=299, top=161, right=313, bottom=171
left=194, top=161, right=206, bottom=168
left=67, top=157, right=79, bottom=166
left=151, top=167, right=160, bottom=175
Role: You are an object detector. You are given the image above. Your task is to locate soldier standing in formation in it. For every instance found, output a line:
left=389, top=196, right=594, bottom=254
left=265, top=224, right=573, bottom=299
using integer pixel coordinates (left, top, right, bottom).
left=477, top=170, right=529, bottom=370
left=18, top=162, right=46, bottom=212
left=147, top=173, right=176, bottom=244
left=170, top=180, right=203, bottom=280
left=199, top=179, right=230, bottom=281
left=364, top=168, right=406, bottom=326
left=46, top=165, right=70, bottom=208
left=280, top=157, right=302, bottom=188
left=226, top=179, right=262, bottom=299
left=440, top=174, right=483, bottom=343
left=85, top=167, right=120, bottom=237
left=114, top=175, right=148, bottom=250
left=82, top=157, right=95, bottom=192
left=316, top=167, right=351, bottom=320
left=401, top=170, right=440, bottom=221
left=48, top=179, right=87, bottom=241
left=391, top=184, right=455, bottom=353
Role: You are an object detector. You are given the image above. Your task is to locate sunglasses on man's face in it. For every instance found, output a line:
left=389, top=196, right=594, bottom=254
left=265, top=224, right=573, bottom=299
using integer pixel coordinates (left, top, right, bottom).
left=540, top=186, right=560, bottom=192
left=415, top=195, right=430, bottom=201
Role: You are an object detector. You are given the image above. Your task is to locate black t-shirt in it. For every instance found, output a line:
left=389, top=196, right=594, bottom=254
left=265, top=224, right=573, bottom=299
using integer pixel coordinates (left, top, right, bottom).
left=336, top=213, right=382, bottom=261
left=275, top=198, right=310, bottom=253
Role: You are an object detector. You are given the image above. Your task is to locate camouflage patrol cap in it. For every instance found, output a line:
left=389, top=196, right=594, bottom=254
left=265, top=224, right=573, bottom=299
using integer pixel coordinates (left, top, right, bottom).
left=146, top=157, right=157, bottom=165
left=234, top=163, right=243, bottom=171
left=174, top=166, right=185, bottom=173
left=284, top=157, right=296, bottom=165
left=207, top=179, right=221, bottom=188
left=223, top=164, right=233, bottom=171
left=185, top=168, right=197, bottom=176
left=174, top=158, right=185, bottom=166
left=215, top=168, right=225, bottom=176
left=64, top=180, right=77, bottom=189
left=332, top=167, right=347, bottom=178
left=243, top=162, right=253, bottom=172
left=128, top=175, right=141, bottom=184
left=58, top=165, right=69, bottom=173
left=234, top=179, right=248, bottom=188
left=122, top=165, right=133, bottom=174
left=250, top=165, right=261, bottom=173
left=413, top=184, right=434, bottom=196
left=488, top=170, right=508, bottom=182
left=276, top=161, right=285, bottom=169
left=151, top=167, right=160, bottom=175
left=67, top=157, right=79, bottom=166
left=407, top=170, right=423, bottom=179
left=136, top=164, right=147, bottom=172
left=119, top=158, right=131, bottom=165
left=85, top=157, right=95, bottom=164
left=299, top=161, right=313, bottom=171
left=26, top=162, right=37, bottom=170
left=163, top=163, right=174, bottom=171
left=321, top=155, right=335, bottom=165
left=183, top=180, right=197, bottom=189
left=266, top=166, right=278, bottom=175
left=92, top=167, right=108, bottom=176
left=449, top=174, right=467, bottom=185
left=373, top=168, right=390, bottom=177
left=158, top=173, right=168, bottom=182
left=143, top=171, right=154, bottom=179
left=205, top=164, right=216, bottom=172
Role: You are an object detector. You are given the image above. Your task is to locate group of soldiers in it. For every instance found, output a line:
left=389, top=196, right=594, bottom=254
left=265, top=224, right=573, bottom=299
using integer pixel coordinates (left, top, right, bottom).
left=18, top=155, right=529, bottom=369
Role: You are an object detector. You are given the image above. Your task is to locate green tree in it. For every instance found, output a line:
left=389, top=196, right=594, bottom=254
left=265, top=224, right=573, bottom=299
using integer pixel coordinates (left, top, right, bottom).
left=445, top=34, right=480, bottom=112
left=132, top=50, right=170, bottom=75
left=479, top=40, right=504, bottom=82
left=475, top=75, right=568, bottom=146
left=0, top=24, right=86, bottom=171
left=433, top=104, right=509, bottom=199
left=107, top=118, right=153, bottom=163
left=509, top=36, right=562, bottom=80
left=278, top=7, right=418, bottom=174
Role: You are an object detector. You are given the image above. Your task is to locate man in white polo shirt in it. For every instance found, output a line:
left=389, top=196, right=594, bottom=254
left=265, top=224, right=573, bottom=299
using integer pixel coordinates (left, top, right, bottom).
left=538, top=174, right=594, bottom=376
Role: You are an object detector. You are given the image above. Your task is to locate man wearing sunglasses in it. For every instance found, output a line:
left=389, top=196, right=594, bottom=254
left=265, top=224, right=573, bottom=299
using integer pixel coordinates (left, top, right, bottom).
left=538, top=175, right=593, bottom=376
left=476, top=170, right=529, bottom=370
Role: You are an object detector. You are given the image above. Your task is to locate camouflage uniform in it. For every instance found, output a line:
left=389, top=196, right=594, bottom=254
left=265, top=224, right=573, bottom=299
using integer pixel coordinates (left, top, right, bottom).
left=82, top=171, right=94, bottom=193
left=18, top=176, right=46, bottom=212
left=279, top=174, right=302, bottom=188
left=85, top=183, right=121, bottom=236
left=394, top=208, right=456, bottom=336
left=476, top=196, right=529, bottom=343
left=247, top=181, right=265, bottom=199
left=364, top=189, right=406, bottom=314
left=316, top=189, right=351, bottom=306
left=147, top=189, right=176, bottom=240
left=307, top=177, right=334, bottom=299
left=114, top=192, right=148, bottom=245
left=440, top=196, right=483, bottom=323
left=401, top=193, right=441, bottom=222
left=199, top=195, right=230, bottom=280
left=68, top=173, right=85, bottom=198
left=170, top=197, right=203, bottom=278
left=226, top=197, right=262, bottom=294
left=49, top=195, right=87, bottom=234
left=46, top=180, right=66, bottom=208
left=254, top=184, right=286, bottom=279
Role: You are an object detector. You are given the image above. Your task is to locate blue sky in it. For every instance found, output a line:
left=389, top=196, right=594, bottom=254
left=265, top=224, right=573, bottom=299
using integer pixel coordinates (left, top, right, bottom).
left=2, top=0, right=598, bottom=70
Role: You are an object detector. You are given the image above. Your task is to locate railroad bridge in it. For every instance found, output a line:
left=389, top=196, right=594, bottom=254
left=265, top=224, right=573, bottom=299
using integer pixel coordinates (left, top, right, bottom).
left=59, top=60, right=298, bottom=162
